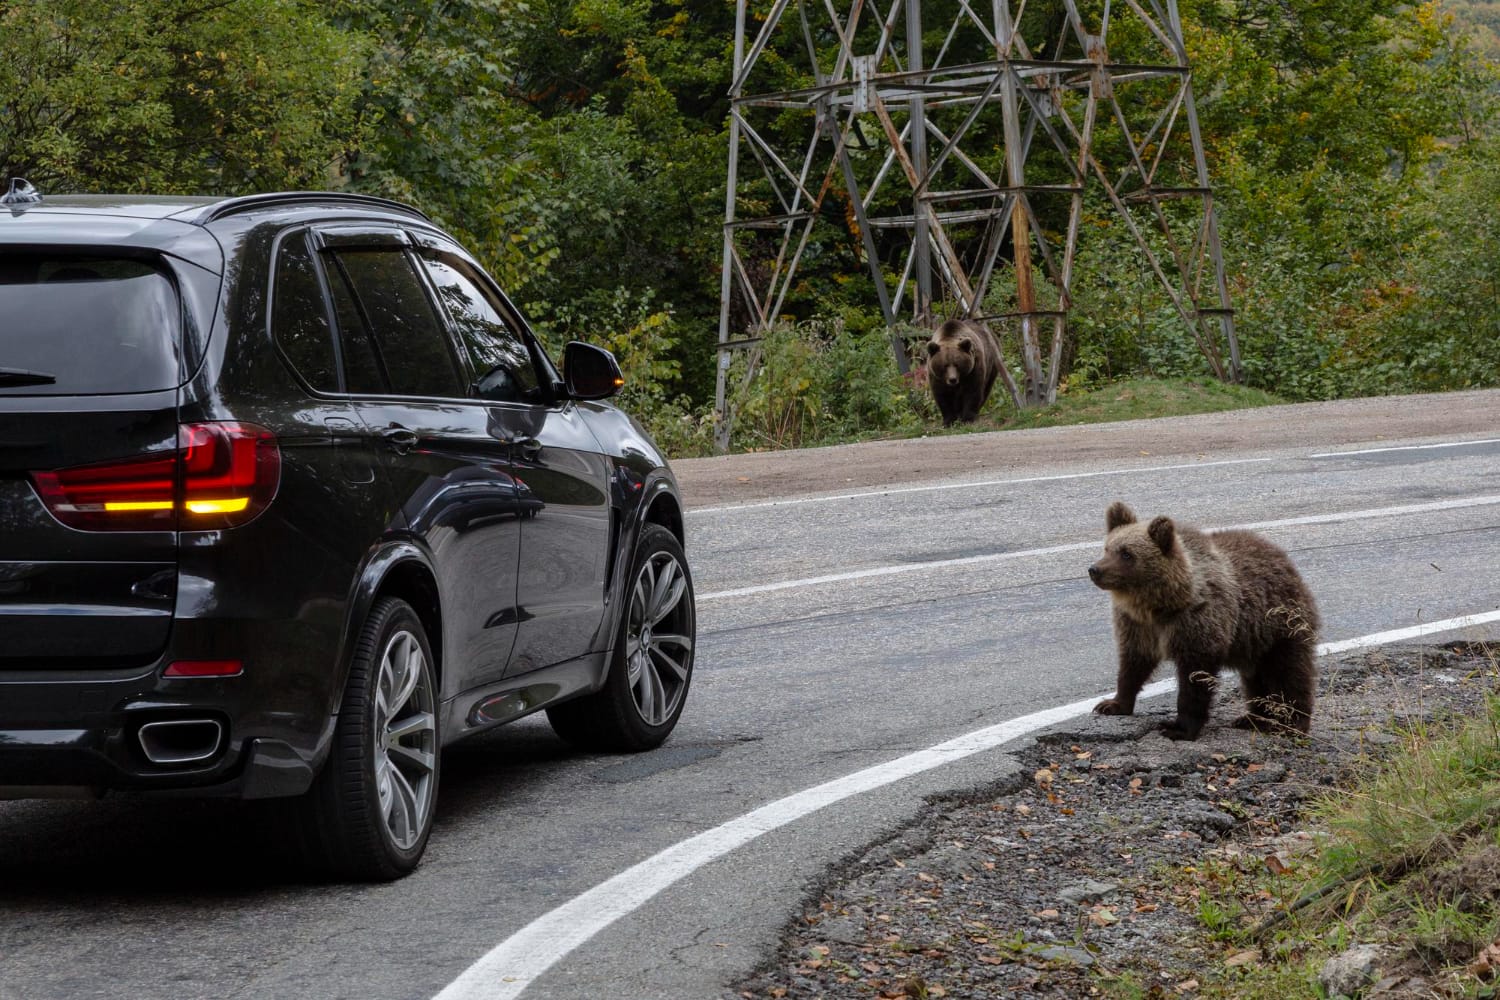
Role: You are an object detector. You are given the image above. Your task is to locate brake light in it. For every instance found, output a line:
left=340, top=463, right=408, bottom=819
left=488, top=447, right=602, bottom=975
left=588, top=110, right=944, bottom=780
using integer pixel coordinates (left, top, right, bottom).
left=31, top=422, right=281, bottom=531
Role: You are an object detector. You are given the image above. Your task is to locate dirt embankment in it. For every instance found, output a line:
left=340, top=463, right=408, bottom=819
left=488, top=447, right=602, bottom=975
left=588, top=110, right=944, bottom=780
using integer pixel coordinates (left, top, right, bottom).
left=730, top=644, right=1500, bottom=1000
left=673, top=389, right=1500, bottom=509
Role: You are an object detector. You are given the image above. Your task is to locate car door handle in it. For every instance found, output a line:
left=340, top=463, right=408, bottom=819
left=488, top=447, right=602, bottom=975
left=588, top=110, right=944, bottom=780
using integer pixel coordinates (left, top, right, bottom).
left=382, top=424, right=419, bottom=453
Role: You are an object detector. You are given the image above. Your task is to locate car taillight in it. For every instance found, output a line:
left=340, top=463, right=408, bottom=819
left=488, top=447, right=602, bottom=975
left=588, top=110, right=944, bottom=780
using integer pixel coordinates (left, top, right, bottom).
left=31, top=422, right=281, bottom=531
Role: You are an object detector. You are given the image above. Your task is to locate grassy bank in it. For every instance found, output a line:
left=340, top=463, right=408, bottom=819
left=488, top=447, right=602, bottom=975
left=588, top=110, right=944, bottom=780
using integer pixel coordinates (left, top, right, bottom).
left=968, top=377, right=1285, bottom=435
left=1128, top=647, right=1500, bottom=999
left=674, top=375, right=1286, bottom=458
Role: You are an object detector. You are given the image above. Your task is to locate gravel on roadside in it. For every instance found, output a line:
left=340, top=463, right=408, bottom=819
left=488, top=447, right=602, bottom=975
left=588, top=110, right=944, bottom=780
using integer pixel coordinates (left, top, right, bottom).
left=728, top=642, right=1500, bottom=1000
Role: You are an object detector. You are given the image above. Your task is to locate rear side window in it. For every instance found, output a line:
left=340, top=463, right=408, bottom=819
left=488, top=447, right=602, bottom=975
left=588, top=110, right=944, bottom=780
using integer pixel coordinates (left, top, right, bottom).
left=329, top=249, right=463, bottom=399
left=0, top=255, right=181, bottom=395
left=270, top=232, right=338, bottom=392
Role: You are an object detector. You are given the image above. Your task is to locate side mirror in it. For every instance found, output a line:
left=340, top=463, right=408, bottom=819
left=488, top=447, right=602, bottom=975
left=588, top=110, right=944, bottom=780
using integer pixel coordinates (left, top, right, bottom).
left=563, top=341, right=624, bottom=400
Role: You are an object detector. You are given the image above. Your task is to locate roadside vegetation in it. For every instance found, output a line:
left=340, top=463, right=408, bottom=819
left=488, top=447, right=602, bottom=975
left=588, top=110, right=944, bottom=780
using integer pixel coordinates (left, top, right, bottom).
left=1128, top=646, right=1500, bottom=999
left=5, top=1, right=1498, bottom=455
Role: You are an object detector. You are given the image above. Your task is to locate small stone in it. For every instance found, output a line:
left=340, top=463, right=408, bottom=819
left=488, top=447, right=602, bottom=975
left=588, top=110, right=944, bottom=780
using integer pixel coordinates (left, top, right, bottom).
left=1319, top=943, right=1384, bottom=997
left=1036, top=945, right=1095, bottom=967
left=815, top=916, right=863, bottom=945
left=1058, top=880, right=1119, bottom=905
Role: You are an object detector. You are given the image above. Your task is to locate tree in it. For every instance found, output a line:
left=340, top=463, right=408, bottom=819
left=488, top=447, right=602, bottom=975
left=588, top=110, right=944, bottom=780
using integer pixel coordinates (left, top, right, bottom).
left=0, top=0, right=366, bottom=193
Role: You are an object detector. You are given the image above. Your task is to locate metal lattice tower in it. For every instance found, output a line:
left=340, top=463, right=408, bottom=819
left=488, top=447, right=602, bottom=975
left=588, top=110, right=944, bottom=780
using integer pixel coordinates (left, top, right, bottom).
left=713, top=0, right=1240, bottom=452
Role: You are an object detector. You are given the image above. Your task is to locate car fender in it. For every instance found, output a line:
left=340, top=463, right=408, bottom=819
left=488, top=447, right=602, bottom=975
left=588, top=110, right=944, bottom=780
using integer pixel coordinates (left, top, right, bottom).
left=589, top=472, right=686, bottom=692
left=329, top=537, right=442, bottom=718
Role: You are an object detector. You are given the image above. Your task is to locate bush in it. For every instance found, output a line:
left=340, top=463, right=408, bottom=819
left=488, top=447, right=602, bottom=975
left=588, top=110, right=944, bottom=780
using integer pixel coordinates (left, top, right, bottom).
left=725, top=314, right=928, bottom=451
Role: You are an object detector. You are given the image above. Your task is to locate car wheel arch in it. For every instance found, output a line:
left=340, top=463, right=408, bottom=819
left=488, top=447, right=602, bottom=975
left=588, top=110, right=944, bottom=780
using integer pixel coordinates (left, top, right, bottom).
left=643, top=484, right=684, bottom=544
left=335, top=542, right=444, bottom=715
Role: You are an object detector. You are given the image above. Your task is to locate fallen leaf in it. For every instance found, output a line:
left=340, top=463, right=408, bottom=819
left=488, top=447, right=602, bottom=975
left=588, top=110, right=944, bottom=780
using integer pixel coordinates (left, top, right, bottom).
left=1174, top=979, right=1199, bottom=993
left=1264, top=854, right=1290, bottom=876
left=1014, top=804, right=1031, bottom=816
left=1224, top=949, right=1260, bottom=967
left=1036, top=909, right=1059, bottom=919
left=1034, top=768, right=1054, bottom=787
left=736, top=476, right=751, bottom=483
left=1089, top=907, right=1119, bottom=926
left=1134, top=903, right=1159, bottom=913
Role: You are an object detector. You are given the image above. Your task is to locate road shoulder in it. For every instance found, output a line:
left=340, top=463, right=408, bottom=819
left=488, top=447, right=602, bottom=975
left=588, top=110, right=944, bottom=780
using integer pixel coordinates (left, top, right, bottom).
left=731, top=641, right=1499, bottom=999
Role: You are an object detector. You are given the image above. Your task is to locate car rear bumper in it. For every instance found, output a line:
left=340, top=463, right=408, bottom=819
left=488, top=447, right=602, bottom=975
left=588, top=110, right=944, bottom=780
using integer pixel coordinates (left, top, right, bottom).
left=0, top=663, right=322, bottom=800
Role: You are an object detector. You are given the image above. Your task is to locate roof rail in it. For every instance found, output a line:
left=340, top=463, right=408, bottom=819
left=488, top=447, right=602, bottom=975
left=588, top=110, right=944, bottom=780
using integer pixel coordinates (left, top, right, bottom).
left=186, top=191, right=433, bottom=225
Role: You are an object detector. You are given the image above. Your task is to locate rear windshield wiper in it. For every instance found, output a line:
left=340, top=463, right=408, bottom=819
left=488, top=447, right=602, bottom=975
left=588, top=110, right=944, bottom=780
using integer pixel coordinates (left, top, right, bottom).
left=0, top=367, right=58, bottom=386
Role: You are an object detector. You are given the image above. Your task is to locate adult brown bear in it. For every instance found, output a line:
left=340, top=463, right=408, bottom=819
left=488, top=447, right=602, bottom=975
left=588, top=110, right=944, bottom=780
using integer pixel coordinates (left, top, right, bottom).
left=924, top=319, right=1001, bottom=427
left=1087, top=502, right=1320, bottom=741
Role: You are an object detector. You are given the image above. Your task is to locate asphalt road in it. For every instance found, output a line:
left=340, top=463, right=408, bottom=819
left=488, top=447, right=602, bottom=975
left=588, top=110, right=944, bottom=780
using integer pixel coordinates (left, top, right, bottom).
left=2, top=397, right=1498, bottom=1000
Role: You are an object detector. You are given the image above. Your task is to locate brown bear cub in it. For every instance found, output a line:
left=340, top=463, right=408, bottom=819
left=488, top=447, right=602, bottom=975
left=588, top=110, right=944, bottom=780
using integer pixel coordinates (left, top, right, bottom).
left=925, top=319, right=1001, bottom=427
left=1087, top=502, right=1319, bottom=741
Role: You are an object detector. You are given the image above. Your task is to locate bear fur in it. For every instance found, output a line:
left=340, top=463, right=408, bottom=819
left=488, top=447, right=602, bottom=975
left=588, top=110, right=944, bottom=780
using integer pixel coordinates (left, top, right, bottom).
left=924, top=319, right=1001, bottom=427
left=1087, top=501, right=1319, bottom=741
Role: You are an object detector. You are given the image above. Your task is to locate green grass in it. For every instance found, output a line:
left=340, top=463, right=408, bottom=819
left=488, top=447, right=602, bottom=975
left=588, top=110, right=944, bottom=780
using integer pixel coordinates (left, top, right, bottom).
left=1121, top=673, right=1500, bottom=998
left=980, top=376, right=1285, bottom=433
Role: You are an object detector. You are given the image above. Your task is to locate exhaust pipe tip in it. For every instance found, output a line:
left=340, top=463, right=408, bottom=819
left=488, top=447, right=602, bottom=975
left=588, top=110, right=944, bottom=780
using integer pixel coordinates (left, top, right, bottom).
left=137, top=718, right=225, bottom=767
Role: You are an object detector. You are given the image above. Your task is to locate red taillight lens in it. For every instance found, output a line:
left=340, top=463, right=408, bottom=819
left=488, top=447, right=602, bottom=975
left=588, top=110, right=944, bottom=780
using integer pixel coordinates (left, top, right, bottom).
left=179, top=422, right=281, bottom=526
left=31, top=422, right=281, bottom=531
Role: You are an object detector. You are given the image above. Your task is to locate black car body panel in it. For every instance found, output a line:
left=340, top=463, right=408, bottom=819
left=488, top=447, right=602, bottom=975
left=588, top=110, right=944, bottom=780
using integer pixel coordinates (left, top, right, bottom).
left=0, top=190, right=688, bottom=805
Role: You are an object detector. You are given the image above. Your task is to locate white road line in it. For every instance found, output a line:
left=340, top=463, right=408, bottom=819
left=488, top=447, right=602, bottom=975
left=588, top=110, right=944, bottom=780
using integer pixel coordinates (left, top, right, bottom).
left=431, top=611, right=1500, bottom=1000
left=1310, top=438, right=1500, bottom=459
left=688, top=458, right=1273, bottom=516
left=699, top=494, right=1500, bottom=601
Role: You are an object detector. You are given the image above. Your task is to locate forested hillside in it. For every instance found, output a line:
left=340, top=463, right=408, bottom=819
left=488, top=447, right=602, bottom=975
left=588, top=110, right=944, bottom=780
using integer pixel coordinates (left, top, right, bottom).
left=1448, top=0, right=1500, bottom=54
left=3, top=1, right=1496, bottom=454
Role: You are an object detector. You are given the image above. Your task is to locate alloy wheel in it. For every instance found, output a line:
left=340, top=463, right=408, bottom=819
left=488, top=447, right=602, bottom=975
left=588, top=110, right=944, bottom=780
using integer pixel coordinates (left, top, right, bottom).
left=624, top=550, right=694, bottom=726
left=373, top=628, right=437, bottom=851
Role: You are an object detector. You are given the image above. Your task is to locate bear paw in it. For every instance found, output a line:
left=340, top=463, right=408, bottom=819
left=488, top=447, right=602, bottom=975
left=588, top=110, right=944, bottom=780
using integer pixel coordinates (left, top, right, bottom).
left=1093, top=698, right=1133, bottom=716
left=1158, top=718, right=1202, bottom=741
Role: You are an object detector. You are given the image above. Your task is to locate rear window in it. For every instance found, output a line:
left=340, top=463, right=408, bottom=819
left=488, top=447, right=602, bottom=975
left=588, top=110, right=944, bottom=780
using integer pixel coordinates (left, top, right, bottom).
left=0, top=255, right=181, bottom=395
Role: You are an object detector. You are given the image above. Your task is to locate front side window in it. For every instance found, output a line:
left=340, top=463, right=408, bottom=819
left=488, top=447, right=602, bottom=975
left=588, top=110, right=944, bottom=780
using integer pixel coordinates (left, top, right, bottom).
left=0, top=255, right=181, bottom=395
left=329, top=249, right=463, bottom=399
left=419, top=254, right=541, bottom=403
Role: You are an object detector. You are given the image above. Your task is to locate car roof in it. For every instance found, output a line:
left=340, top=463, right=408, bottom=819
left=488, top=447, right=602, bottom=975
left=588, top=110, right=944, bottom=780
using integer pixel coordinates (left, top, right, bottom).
left=1, top=190, right=436, bottom=273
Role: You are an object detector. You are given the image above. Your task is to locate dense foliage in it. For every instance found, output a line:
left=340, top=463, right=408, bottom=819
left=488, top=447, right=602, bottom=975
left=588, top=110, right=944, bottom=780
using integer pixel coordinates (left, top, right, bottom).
left=3, top=1, right=1496, bottom=454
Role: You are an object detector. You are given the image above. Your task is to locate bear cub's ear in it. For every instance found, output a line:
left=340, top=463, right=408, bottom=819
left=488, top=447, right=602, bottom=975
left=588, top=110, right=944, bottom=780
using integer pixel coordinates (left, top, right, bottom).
left=1147, top=515, right=1176, bottom=554
left=1105, top=501, right=1136, bottom=531
left=926, top=340, right=940, bottom=357
left=957, top=337, right=973, bottom=354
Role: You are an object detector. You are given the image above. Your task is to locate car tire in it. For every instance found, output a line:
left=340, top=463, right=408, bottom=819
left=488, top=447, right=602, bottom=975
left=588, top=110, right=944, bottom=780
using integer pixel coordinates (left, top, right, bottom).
left=547, top=523, right=696, bottom=752
left=289, top=597, right=440, bottom=880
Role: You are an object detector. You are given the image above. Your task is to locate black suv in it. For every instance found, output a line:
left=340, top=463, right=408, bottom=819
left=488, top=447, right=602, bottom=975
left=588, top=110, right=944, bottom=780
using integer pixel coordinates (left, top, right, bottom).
left=0, top=181, right=695, bottom=879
